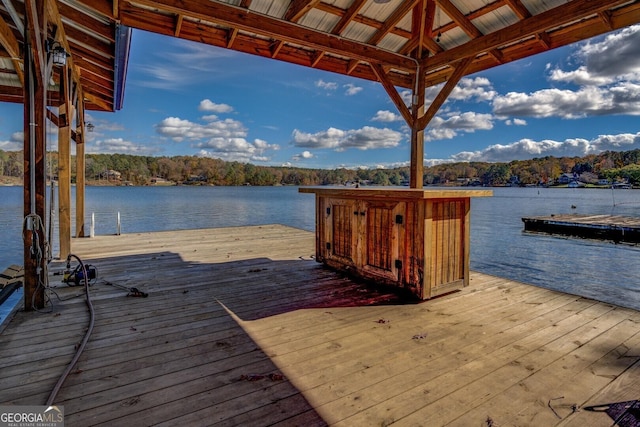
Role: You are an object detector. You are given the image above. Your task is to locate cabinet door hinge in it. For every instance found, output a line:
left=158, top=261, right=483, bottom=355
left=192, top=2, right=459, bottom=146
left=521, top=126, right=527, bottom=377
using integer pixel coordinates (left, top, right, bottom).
left=395, top=259, right=402, bottom=269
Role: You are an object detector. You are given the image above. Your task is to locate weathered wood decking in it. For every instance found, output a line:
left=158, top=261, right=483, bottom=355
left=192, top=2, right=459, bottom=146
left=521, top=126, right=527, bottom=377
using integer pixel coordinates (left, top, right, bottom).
left=523, top=214, right=640, bottom=244
left=1, top=225, right=639, bottom=426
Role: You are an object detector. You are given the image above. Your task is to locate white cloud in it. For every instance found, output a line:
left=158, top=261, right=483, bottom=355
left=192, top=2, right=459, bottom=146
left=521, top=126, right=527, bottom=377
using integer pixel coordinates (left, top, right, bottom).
left=195, top=135, right=280, bottom=162
left=292, top=126, right=402, bottom=151
left=198, top=99, right=234, bottom=113
left=292, top=150, right=314, bottom=161
left=450, top=132, right=640, bottom=162
left=344, top=83, right=363, bottom=96
left=505, top=118, right=527, bottom=126
left=0, top=141, right=20, bottom=151
left=372, top=110, right=403, bottom=122
left=86, top=138, right=161, bottom=155
left=418, top=77, right=498, bottom=106
left=493, top=85, right=640, bottom=118
left=156, top=117, right=246, bottom=142
left=154, top=101, right=278, bottom=162
left=551, top=24, right=640, bottom=86
left=449, top=77, right=497, bottom=102
left=549, top=66, right=612, bottom=86
left=425, top=112, right=494, bottom=141
left=0, top=132, right=23, bottom=151
left=315, top=79, right=338, bottom=91
left=494, top=25, right=640, bottom=120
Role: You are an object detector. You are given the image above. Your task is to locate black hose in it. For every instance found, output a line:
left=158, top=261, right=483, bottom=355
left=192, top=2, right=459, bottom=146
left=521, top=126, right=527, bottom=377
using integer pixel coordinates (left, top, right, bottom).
left=46, top=254, right=95, bottom=405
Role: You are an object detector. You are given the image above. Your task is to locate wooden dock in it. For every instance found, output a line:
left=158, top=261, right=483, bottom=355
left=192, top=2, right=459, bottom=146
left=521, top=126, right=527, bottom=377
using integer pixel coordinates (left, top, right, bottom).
left=522, top=214, right=640, bottom=244
left=1, top=225, right=639, bottom=426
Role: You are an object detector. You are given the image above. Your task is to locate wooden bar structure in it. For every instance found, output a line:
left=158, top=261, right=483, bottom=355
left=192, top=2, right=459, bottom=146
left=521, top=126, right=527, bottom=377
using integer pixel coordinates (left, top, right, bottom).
left=523, top=214, right=640, bottom=244
left=1, top=226, right=639, bottom=426
left=300, top=188, right=492, bottom=299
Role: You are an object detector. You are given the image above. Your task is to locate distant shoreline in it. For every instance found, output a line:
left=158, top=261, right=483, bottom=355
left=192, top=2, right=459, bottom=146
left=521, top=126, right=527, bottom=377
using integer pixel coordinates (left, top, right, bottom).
left=0, top=176, right=635, bottom=189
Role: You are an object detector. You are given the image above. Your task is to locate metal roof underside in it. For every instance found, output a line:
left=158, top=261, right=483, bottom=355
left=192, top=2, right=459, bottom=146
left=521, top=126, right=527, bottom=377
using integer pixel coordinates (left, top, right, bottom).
left=1, top=0, right=639, bottom=112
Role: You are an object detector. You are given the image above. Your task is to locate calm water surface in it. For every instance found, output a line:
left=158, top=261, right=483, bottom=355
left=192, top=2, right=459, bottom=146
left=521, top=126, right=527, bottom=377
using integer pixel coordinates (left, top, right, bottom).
left=1, top=185, right=639, bottom=309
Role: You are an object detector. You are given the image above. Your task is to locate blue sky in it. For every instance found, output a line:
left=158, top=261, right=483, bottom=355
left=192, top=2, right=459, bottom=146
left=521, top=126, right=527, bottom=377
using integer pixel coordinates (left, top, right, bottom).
left=1, top=24, right=639, bottom=169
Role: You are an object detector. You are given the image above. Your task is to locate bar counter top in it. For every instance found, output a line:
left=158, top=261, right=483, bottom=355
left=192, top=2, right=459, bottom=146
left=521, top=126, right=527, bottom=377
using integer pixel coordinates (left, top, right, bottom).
left=299, top=186, right=493, bottom=199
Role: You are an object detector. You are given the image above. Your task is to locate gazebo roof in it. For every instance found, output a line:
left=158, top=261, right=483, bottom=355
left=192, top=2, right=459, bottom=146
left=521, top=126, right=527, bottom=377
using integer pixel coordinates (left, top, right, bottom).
left=1, top=0, right=639, bottom=113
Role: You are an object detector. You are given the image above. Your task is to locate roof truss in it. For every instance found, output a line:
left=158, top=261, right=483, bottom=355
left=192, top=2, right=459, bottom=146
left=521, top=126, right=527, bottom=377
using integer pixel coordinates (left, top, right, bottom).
left=0, top=0, right=639, bottom=112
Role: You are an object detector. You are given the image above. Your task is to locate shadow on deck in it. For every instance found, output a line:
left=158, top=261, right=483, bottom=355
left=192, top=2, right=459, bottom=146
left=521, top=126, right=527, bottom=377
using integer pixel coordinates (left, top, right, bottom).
left=0, top=246, right=415, bottom=426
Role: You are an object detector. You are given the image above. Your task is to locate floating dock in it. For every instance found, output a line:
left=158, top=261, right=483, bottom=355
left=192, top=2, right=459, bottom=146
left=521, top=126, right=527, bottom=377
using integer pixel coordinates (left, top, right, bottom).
left=1, top=226, right=639, bottom=426
left=522, top=214, right=640, bottom=244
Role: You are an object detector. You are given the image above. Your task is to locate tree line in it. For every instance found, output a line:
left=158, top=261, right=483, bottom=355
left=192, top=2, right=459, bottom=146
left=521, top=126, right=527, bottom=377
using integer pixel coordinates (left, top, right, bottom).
left=1, top=149, right=639, bottom=187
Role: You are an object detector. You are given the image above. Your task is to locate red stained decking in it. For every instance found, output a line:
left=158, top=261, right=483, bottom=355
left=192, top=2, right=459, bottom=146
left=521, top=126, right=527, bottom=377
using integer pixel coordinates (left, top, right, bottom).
left=1, top=225, right=639, bottom=426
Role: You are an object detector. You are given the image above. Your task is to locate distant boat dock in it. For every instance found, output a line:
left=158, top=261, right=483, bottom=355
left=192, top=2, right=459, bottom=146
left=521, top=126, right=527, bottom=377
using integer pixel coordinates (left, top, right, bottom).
left=522, top=214, right=640, bottom=244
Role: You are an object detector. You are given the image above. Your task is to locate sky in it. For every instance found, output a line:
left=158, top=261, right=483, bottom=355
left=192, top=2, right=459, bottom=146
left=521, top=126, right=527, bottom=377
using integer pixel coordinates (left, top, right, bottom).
left=1, top=24, right=639, bottom=170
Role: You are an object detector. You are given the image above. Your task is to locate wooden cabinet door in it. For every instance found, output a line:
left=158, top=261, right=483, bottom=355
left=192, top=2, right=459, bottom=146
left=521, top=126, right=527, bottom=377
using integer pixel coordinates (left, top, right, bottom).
left=322, top=197, right=405, bottom=284
left=324, top=198, right=358, bottom=266
left=361, top=201, right=404, bottom=282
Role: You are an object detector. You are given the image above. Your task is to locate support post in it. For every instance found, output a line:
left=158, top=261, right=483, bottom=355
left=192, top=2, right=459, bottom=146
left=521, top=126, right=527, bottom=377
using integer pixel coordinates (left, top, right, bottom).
left=410, top=64, right=426, bottom=189
left=75, top=99, right=86, bottom=237
left=23, top=0, right=47, bottom=310
left=58, top=65, right=73, bottom=259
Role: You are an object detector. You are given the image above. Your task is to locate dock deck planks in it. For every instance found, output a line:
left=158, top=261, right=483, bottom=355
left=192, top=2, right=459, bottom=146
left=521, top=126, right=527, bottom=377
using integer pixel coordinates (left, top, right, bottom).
left=1, top=224, right=639, bottom=426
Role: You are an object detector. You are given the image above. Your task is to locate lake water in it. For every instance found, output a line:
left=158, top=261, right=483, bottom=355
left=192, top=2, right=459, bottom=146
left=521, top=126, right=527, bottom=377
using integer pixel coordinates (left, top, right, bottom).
left=2, top=185, right=639, bottom=310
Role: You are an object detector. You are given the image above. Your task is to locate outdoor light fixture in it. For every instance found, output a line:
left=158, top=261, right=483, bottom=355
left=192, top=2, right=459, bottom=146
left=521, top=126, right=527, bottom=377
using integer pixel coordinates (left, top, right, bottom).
left=48, top=40, right=69, bottom=67
left=435, top=7, right=442, bottom=43
left=86, top=123, right=95, bottom=132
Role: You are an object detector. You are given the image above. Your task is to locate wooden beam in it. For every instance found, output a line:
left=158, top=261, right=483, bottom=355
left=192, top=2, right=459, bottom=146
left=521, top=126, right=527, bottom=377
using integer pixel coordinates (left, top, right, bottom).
left=412, top=0, right=428, bottom=60
left=417, top=56, right=474, bottom=130
left=47, top=109, right=79, bottom=143
left=331, top=0, right=367, bottom=36
left=311, top=51, right=324, bottom=68
left=227, top=28, right=239, bottom=48
left=57, top=2, right=116, bottom=42
left=409, top=2, right=428, bottom=189
left=126, top=0, right=417, bottom=71
left=284, top=0, right=321, bottom=22
left=58, top=65, right=73, bottom=260
left=410, top=64, right=426, bottom=189
left=75, top=96, right=87, bottom=238
left=271, top=40, right=285, bottom=58
left=175, top=14, right=184, bottom=37
left=346, top=59, right=359, bottom=75
left=23, top=0, right=48, bottom=310
left=422, top=0, right=633, bottom=72
left=368, top=0, right=421, bottom=46
left=437, top=0, right=504, bottom=63
left=437, top=0, right=481, bottom=38
left=503, top=0, right=531, bottom=20
left=599, top=11, right=614, bottom=31
left=83, top=91, right=112, bottom=112
left=371, top=63, right=414, bottom=127
left=0, top=14, right=24, bottom=86
left=25, top=0, right=46, bottom=82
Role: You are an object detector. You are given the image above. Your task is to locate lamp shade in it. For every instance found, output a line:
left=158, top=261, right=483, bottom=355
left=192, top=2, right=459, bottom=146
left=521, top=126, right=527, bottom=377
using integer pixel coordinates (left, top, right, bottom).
left=51, top=45, right=68, bottom=67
